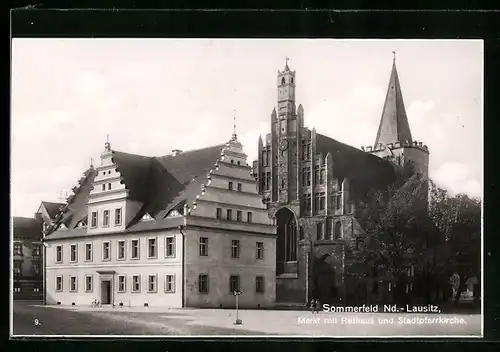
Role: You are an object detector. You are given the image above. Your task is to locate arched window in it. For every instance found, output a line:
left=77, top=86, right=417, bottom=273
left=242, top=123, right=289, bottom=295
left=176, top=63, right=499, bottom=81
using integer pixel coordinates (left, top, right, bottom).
left=334, top=221, right=342, bottom=239
left=326, top=217, right=334, bottom=240
left=316, top=222, right=323, bottom=241
left=281, top=77, right=286, bottom=85
left=291, top=77, right=294, bottom=84
left=286, top=217, right=297, bottom=261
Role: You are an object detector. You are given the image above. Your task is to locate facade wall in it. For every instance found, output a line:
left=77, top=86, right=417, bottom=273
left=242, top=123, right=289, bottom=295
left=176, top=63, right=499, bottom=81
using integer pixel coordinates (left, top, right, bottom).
left=13, top=239, right=43, bottom=300
left=45, top=229, right=183, bottom=307
left=183, top=227, right=276, bottom=308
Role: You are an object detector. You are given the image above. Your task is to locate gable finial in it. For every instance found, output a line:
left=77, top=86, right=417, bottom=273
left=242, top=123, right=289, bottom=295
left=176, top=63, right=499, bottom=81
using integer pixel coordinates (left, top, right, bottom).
left=232, top=109, right=237, bottom=141
left=105, top=133, right=111, bottom=151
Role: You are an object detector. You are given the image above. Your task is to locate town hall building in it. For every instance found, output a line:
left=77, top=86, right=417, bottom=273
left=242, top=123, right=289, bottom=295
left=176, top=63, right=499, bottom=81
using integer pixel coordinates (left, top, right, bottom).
left=251, top=57, right=429, bottom=305
left=43, top=134, right=276, bottom=308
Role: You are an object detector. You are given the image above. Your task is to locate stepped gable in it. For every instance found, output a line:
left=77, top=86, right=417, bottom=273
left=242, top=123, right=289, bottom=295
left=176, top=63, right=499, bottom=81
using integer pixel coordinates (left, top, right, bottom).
left=13, top=217, right=43, bottom=240
left=315, top=133, right=396, bottom=198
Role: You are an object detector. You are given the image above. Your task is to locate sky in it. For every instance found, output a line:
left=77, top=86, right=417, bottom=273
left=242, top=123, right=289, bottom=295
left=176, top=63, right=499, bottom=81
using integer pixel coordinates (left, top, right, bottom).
left=11, top=39, right=483, bottom=218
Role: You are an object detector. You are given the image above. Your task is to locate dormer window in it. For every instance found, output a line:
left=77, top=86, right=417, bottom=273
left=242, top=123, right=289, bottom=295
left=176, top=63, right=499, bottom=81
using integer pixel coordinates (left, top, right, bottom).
left=167, top=210, right=181, bottom=218
left=141, top=213, right=153, bottom=222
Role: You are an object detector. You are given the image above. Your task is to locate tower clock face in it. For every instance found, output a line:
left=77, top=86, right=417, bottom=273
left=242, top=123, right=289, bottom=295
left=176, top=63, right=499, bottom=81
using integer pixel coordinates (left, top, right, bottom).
left=279, top=139, right=289, bottom=151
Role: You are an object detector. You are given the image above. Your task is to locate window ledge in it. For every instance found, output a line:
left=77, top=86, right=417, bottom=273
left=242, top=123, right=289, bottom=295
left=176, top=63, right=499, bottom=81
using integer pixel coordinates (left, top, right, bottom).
left=277, top=273, right=298, bottom=279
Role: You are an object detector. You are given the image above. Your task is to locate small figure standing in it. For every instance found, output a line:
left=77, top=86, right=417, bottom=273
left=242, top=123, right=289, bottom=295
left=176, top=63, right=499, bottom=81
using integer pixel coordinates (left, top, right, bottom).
left=315, top=299, right=321, bottom=313
left=309, top=299, right=316, bottom=314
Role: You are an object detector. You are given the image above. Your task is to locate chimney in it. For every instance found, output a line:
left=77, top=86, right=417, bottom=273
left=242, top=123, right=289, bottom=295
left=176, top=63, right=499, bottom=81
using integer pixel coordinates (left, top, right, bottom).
left=172, top=149, right=183, bottom=156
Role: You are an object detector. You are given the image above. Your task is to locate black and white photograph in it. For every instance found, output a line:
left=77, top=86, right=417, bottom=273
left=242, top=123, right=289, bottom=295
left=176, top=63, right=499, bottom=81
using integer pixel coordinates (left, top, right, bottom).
left=10, top=38, right=483, bottom=338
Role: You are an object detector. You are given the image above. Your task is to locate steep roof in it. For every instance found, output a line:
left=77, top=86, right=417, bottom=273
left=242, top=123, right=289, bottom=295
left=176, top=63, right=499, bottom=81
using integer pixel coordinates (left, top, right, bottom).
left=58, top=167, right=98, bottom=230
left=40, top=201, right=65, bottom=220
left=13, top=217, right=43, bottom=240
left=315, top=133, right=396, bottom=198
left=374, top=58, right=413, bottom=147
left=50, top=144, right=226, bottom=233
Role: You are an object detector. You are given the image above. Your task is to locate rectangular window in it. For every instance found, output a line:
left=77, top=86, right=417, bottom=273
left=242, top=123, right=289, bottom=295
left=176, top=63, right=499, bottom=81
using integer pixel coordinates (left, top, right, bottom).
left=335, top=194, right=342, bottom=210
left=70, top=244, right=77, bottom=262
left=228, top=181, right=233, bottom=190
left=319, top=192, right=326, bottom=211
left=314, top=193, right=321, bottom=213
left=229, top=275, right=240, bottom=293
left=70, top=276, right=77, bottom=292
left=199, top=274, right=209, bottom=293
left=85, top=275, right=93, bottom=292
left=256, top=276, right=265, bottom=293
left=102, top=184, right=106, bottom=191
left=131, top=239, right=139, bottom=259
left=320, top=168, right=326, bottom=184
left=227, top=209, right=232, bottom=221
left=103, top=209, right=110, bottom=227
left=91, top=211, right=98, bottom=228
left=247, top=212, right=253, bottom=223
left=108, top=183, right=111, bottom=190
left=236, top=210, right=242, bottom=222
left=231, top=240, right=240, bottom=258
left=256, top=242, right=264, bottom=260
left=56, top=245, right=63, bottom=263
left=314, top=167, right=320, bottom=185
left=148, top=274, right=157, bottom=293
left=32, top=244, right=40, bottom=257
left=165, top=237, right=176, bottom=257
left=85, top=243, right=93, bottom=261
left=199, top=237, right=208, bottom=256
left=265, top=172, right=271, bottom=190
left=13, top=260, right=22, bottom=276
left=237, top=183, right=242, bottom=192
left=305, top=193, right=312, bottom=212
left=216, top=207, right=222, bottom=219
left=32, top=263, right=40, bottom=275
left=115, top=208, right=122, bottom=226
left=165, top=274, right=175, bottom=293
left=102, top=241, right=110, bottom=261
left=117, top=240, right=126, bottom=260
left=148, top=238, right=157, bottom=258
left=303, top=167, right=311, bottom=186
left=56, top=276, right=63, bottom=292
left=117, top=275, right=126, bottom=292
left=14, top=242, right=23, bottom=256
left=260, top=172, right=266, bottom=189
left=132, top=275, right=141, bottom=292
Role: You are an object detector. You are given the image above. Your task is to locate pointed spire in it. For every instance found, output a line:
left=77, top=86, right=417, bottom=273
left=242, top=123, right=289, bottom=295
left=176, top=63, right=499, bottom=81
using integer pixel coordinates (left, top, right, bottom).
left=374, top=54, right=413, bottom=147
left=271, top=107, right=277, bottom=121
left=258, top=134, right=263, bottom=147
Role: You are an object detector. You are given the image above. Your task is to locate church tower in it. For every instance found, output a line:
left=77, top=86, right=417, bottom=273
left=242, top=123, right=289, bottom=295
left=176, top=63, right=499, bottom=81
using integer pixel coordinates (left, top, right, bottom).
left=267, top=59, right=303, bottom=206
left=367, top=54, right=430, bottom=176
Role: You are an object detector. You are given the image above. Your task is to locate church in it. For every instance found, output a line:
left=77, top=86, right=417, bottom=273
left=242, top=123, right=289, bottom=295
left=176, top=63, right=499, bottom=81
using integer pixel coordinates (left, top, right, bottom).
left=251, top=56, right=429, bottom=305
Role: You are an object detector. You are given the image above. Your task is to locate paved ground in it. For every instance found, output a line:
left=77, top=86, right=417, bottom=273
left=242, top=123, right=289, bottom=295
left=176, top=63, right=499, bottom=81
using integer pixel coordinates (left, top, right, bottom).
left=12, top=301, right=482, bottom=337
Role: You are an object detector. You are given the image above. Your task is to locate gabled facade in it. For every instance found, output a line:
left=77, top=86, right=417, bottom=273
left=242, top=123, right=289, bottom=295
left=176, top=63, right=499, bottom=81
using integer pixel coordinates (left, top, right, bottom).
left=44, top=136, right=276, bottom=308
left=252, top=58, right=429, bottom=305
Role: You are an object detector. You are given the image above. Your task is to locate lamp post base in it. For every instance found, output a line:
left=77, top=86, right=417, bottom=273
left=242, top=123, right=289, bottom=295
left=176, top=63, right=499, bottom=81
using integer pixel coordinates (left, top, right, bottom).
left=234, top=319, right=242, bottom=325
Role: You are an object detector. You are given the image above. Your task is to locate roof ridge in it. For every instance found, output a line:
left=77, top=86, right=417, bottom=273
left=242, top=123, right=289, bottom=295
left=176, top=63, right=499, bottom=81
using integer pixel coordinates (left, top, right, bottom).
left=158, top=143, right=226, bottom=159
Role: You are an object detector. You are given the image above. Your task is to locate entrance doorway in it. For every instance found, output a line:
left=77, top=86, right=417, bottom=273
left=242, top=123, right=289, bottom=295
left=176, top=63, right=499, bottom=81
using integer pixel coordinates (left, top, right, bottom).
left=312, top=254, right=338, bottom=303
left=101, top=280, right=111, bottom=304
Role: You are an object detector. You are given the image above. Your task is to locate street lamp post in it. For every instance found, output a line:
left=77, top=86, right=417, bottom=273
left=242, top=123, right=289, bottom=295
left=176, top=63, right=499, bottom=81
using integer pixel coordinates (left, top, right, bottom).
left=233, top=291, right=242, bottom=325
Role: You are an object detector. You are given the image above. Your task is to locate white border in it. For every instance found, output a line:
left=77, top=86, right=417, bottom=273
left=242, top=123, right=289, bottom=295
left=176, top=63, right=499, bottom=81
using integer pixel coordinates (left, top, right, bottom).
left=9, top=38, right=484, bottom=339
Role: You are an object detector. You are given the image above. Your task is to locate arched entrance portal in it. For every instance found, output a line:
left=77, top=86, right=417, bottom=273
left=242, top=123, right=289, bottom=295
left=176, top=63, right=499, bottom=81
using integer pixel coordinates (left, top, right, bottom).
left=276, top=208, right=298, bottom=275
left=312, top=254, right=339, bottom=303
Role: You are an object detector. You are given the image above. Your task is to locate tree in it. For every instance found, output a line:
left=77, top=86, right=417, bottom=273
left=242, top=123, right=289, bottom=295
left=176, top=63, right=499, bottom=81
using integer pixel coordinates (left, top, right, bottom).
left=428, top=188, right=481, bottom=304
left=346, top=172, right=435, bottom=304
